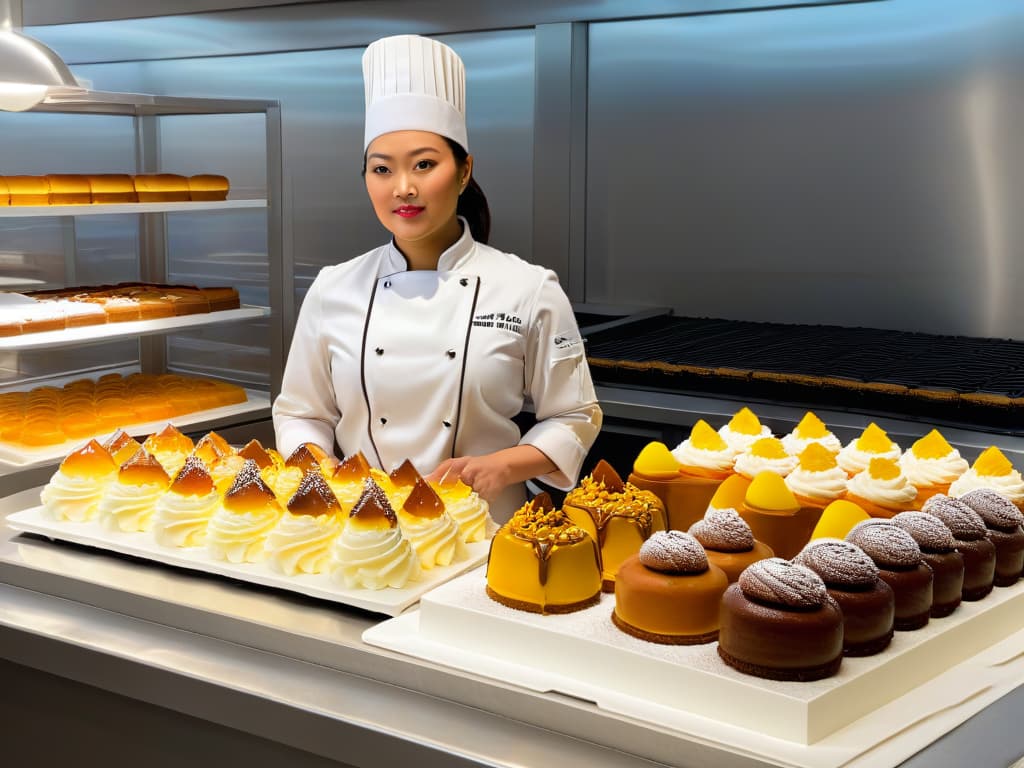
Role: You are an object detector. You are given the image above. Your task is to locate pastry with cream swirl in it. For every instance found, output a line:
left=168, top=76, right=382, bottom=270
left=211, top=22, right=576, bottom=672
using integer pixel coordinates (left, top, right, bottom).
left=266, top=468, right=342, bottom=576
left=207, top=459, right=283, bottom=563
left=98, top=449, right=170, bottom=532
left=153, top=455, right=220, bottom=547
left=397, top=476, right=464, bottom=569
left=40, top=439, right=118, bottom=522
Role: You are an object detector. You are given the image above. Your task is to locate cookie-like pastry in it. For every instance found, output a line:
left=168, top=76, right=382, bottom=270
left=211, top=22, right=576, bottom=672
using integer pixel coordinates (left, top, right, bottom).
left=847, top=521, right=933, bottom=630
left=959, top=488, right=1024, bottom=587
left=891, top=511, right=964, bottom=617
left=688, top=506, right=773, bottom=583
left=923, top=494, right=996, bottom=601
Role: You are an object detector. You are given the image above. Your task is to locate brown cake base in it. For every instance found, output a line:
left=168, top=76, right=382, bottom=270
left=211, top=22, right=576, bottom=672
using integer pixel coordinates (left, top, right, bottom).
left=717, top=645, right=842, bottom=682
left=485, top=585, right=600, bottom=615
left=957, top=537, right=996, bottom=601
left=994, top=573, right=1021, bottom=588
left=602, top=578, right=616, bottom=593
left=843, top=628, right=894, bottom=657
left=962, top=583, right=994, bottom=601
left=893, top=611, right=930, bottom=631
left=930, top=598, right=961, bottom=618
left=612, top=610, right=719, bottom=645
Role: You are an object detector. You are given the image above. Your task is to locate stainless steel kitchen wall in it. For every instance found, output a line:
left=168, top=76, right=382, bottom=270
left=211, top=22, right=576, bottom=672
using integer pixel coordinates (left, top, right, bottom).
left=586, top=0, right=1024, bottom=337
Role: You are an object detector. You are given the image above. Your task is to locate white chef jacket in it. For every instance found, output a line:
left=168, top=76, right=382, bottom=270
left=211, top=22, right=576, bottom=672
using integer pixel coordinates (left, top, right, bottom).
left=272, top=219, right=602, bottom=522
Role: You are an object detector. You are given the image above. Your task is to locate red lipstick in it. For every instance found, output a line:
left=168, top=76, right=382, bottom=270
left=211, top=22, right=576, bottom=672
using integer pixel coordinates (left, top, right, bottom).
left=394, top=205, right=425, bottom=218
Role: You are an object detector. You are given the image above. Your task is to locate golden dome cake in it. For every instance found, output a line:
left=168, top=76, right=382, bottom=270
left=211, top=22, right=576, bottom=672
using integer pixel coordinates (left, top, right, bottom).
left=891, top=511, right=964, bottom=617
left=845, top=458, right=917, bottom=518
left=781, top=411, right=842, bottom=455
left=330, top=478, right=420, bottom=590
left=794, top=539, right=895, bottom=656
left=950, top=447, right=1024, bottom=510
left=152, top=455, right=220, bottom=548
left=564, top=460, right=666, bottom=591
left=397, top=476, right=464, bottom=569
left=846, top=520, right=933, bottom=630
left=612, top=531, right=729, bottom=645
left=922, top=494, right=996, bottom=601
left=733, top=437, right=797, bottom=480
left=837, top=423, right=902, bottom=476
left=486, top=492, right=602, bottom=614
left=959, top=489, right=1024, bottom=587
left=627, top=442, right=690, bottom=531
left=717, top=407, right=772, bottom=453
left=266, top=468, right=343, bottom=576
left=329, top=451, right=374, bottom=511
left=717, top=558, right=844, bottom=681
left=102, top=429, right=142, bottom=466
left=431, top=472, right=493, bottom=543
left=738, top=471, right=814, bottom=559
left=142, top=423, right=194, bottom=478
left=899, top=430, right=969, bottom=506
left=207, top=458, right=283, bottom=563
left=40, top=439, right=118, bottom=522
left=688, top=506, right=773, bottom=583
left=97, top=449, right=171, bottom=532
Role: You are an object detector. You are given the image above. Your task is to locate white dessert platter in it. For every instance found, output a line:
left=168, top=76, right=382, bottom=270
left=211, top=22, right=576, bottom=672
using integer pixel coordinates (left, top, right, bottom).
left=364, top=568, right=1024, bottom=767
left=7, top=503, right=490, bottom=616
left=0, top=199, right=267, bottom=218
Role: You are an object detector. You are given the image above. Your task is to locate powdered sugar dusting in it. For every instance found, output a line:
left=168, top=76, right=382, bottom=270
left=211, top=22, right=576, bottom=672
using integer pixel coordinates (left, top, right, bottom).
left=794, top=539, right=878, bottom=587
left=738, top=558, right=827, bottom=607
left=922, top=494, right=987, bottom=540
left=959, top=488, right=1024, bottom=531
left=689, top=507, right=754, bottom=552
left=891, top=511, right=955, bottom=553
left=639, top=531, right=708, bottom=574
left=846, top=521, right=921, bottom=568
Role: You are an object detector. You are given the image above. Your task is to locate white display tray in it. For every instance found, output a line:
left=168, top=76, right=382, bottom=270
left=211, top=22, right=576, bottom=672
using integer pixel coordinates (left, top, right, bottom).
left=0, top=388, right=270, bottom=468
left=0, top=305, right=269, bottom=350
left=0, top=199, right=267, bottom=218
left=364, top=570, right=1024, bottom=766
left=7, top=505, right=490, bottom=616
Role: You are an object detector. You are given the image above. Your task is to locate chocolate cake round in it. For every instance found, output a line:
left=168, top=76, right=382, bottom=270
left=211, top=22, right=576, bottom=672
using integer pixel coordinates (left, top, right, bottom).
left=891, top=511, right=964, bottom=617
left=717, top=558, right=843, bottom=681
left=795, top=539, right=894, bottom=656
left=846, top=521, right=933, bottom=630
left=612, top=531, right=728, bottom=644
left=923, top=494, right=996, bottom=601
left=688, top=506, right=773, bottom=583
left=959, top=489, right=1024, bottom=587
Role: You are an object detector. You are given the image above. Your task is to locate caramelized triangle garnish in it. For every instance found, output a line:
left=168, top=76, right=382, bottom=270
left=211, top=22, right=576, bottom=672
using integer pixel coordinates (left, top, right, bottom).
left=402, top=476, right=445, bottom=519
left=238, top=439, right=274, bottom=469
left=192, top=432, right=232, bottom=465
left=590, top=459, right=624, bottom=493
left=287, top=468, right=340, bottom=517
left=223, top=458, right=278, bottom=513
left=285, top=442, right=324, bottom=472
left=389, top=458, right=422, bottom=487
left=103, top=429, right=142, bottom=466
left=60, top=439, right=117, bottom=478
left=170, top=455, right=214, bottom=496
left=143, top=423, right=194, bottom=455
left=118, top=449, right=170, bottom=486
left=348, top=478, right=397, bottom=529
left=530, top=491, right=555, bottom=514
left=333, top=451, right=371, bottom=483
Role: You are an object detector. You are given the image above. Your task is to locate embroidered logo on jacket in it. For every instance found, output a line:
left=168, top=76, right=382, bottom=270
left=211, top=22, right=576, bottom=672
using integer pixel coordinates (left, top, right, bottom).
left=472, top=311, right=522, bottom=334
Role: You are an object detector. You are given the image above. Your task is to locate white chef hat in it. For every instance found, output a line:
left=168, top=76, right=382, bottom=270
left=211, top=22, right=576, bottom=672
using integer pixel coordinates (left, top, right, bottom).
left=362, top=34, right=468, bottom=152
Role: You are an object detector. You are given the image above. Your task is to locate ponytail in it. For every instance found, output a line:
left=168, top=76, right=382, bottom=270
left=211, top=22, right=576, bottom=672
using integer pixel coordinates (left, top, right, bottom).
left=445, top=137, right=491, bottom=244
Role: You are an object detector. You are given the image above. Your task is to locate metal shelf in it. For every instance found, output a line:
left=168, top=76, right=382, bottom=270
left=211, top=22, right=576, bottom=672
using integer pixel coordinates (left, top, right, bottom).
left=30, top=88, right=279, bottom=116
left=0, top=199, right=267, bottom=218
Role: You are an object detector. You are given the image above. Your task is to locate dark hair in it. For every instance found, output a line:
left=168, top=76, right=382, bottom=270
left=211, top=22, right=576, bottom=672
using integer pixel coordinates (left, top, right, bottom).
left=444, top=137, right=491, bottom=244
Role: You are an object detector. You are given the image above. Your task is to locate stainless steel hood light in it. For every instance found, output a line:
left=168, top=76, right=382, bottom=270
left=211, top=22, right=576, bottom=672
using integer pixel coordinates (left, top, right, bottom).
left=0, top=0, right=84, bottom=111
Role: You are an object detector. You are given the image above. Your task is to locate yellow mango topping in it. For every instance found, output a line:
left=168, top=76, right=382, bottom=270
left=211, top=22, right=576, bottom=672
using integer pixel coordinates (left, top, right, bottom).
left=794, top=411, right=829, bottom=439
left=632, top=441, right=681, bottom=480
left=690, top=419, right=728, bottom=451
left=750, top=437, right=787, bottom=460
left=745, top=471, right=799, bottom=514
left=911, top=429, right=953, bottom=460
left=728, top=406, right=763, bottom=436
left=974, top=446, right=1014, bottom=477
left=868, top=457, right=901, bottom=481
left=798, top=443, right=838, bottom=472
left=811, top=499, right=871, bottom=540
left=709, top=474, right=751, bottom=510
left=855, top=423, right=894, bottom=453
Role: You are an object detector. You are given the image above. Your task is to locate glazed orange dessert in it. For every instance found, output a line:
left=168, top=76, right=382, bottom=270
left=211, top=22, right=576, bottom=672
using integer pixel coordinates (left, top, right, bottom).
left=612, top=531, right=729, bottom=645
left=153, top=455, right=220, bottom=548
left=845, top=457, right=917, bottom=518
left=386, top=458, right=424, bottom=511
left=688, top=506, right=773, bottom=583
left=486, top=492, right=602, bottom=614
left=102, top=429, right=142, bottom=466
left=899, top=430, right=968, bottom=506
left=207, top=459, right=283, bottom=563
left=40, top=439, right=118, bottom=521
left=143, top=423, right=194, bottom=477
left=329, top=451, right=374, bottom=511
left=564, top=460, right=666, bottom=590
left=97, top=449, right=171, bottom=532
left=737, top=471, right=811, bottom=559
left=397, top=476, right=463, bottom=569
left=191, top=431, right=233, bottom=466
left=330, top=478, right=420, bottom=589
left=266, top=468, right=343, bottom=576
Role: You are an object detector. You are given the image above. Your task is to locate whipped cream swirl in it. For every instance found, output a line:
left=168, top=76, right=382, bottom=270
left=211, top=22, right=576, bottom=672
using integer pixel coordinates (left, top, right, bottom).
left=734, top=450, right=797, bottom=479
left=40, top=470, right=112, bottom=522
left=207, top=505, right=281, bottom=563
left=950, top=469, right=1024, bottom=504
left=900, top=450, right=968, bottom=488
left=785, top=465, right=849, bottom=503
left=671, top=439, right=737, bottom=473
left=98, top=481, right=164, bottom=532
left=846, top=467, right=916, bottom=508
left=330, top=525, right=421, bottom=589
left=837, top=441, right=901, bottom=475
left=266, top=513, right=342, bottom=575
left=399, top=511, right=464, bottom=569
left=444, top=492, right=493, bottom=543
left=153, top=490, right=220, bottom=547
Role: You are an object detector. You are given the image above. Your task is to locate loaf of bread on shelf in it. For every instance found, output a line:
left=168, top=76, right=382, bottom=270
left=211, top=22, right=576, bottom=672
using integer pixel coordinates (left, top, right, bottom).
left=5, top=175, right=49, bottom=205
left=188, top=174, right=230, bottom=202
left=46, top=175, right=92, bottom=205
left=200, top=286, right=240, bottom=312
left=88, top=174, right=138, bottom=204
left=133, top=174, right=190, bottom=202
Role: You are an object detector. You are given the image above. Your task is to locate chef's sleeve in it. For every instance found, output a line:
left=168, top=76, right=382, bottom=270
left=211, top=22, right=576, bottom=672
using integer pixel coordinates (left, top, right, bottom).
left=272, top=272, right=339, bottom=457
left=519, top=270, right=602, bottom=490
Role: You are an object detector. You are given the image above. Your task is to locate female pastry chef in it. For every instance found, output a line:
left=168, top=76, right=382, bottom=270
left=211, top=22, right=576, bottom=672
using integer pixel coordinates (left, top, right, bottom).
left=272, top=34, right=602, bottom=522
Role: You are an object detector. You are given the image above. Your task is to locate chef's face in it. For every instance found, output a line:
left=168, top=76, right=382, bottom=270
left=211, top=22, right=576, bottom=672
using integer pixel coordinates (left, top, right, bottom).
left=364, top=130, right=471, bottom=255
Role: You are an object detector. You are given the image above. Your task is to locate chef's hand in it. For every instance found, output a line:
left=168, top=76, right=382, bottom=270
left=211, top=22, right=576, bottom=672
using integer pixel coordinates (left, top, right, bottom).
left=428, top=445, right=557, bottom=503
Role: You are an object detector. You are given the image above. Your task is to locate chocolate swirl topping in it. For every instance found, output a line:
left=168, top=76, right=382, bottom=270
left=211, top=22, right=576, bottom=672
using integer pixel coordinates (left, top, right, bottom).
left=891, top=511, right=955, bottom=553
left=794, top=539, right=879, bottom=587
left=688, top=507, right=754, bottom=552
left=738, top=558, right=827, bottom=608
left=846, top=521, right=922, bottom=569
left=959, top=489, right=1024, bottom=532
left=922, top=494, right=988, bottom=541
left=639, top=531, right=708, bottom=574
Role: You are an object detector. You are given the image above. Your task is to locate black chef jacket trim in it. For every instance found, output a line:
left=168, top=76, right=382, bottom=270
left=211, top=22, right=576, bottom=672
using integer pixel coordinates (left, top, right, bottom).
left=359, top=277, right=385, bottom=470
left=449, top=276, right=480, bottom=460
